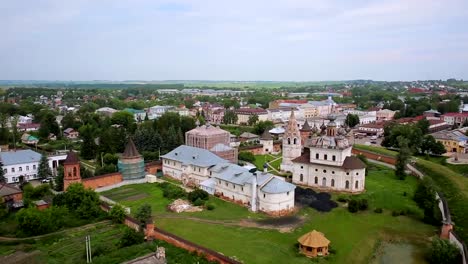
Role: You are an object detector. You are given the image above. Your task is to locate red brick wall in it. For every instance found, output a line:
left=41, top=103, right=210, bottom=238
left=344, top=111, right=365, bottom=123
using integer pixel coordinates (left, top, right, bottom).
left=1, top=192, right=23, bottom=203
left=145, top=161, right=162, bottom=175
left=151, top=228, right=242, bottom=264
left=82, top=172, right=123, bottom=190
left=351, top=148, right=396, bottom=165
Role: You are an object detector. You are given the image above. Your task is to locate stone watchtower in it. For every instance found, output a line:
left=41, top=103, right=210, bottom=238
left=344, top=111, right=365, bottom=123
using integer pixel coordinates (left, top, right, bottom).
left=280, top=110, right=302, bottom=172
left=300, top=120, right=312, bottom=144
left=118, top=138, right=146, bottom=180
left=63, top=151, right=81, bottom=191
left=259, top=129, right=273, bottom=154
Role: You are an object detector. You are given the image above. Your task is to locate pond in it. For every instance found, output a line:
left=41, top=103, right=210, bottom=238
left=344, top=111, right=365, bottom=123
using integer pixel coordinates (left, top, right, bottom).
left=371, top=242, right=427, bottom=264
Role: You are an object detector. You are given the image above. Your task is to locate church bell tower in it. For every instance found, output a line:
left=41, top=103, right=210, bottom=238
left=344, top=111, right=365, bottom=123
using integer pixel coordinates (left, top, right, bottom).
left=280, top=110, right=302, bottom=172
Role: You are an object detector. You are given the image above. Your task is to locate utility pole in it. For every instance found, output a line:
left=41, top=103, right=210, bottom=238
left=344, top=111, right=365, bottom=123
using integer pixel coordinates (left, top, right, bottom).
left=85, top=235, right=92, bottom=263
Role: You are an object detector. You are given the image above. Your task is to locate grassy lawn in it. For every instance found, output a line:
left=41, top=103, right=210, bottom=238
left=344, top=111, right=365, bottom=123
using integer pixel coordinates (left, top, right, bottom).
left=414, top=158, right=468, bottom=241
left=353, top=144, right=398, bottom=157
left=351, top=165, right=423, bottom=216
left=0, top=222, right=215, bottom=264
left=102, top=166, right=435, bottom=264
left=101, top=183, right=262, bottom=221
left=253, top=154, right=281, bottom=170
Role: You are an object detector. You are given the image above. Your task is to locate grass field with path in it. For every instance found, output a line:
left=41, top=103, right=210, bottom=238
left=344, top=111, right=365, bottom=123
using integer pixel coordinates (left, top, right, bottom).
left=102, top=165, right=435, bottom=264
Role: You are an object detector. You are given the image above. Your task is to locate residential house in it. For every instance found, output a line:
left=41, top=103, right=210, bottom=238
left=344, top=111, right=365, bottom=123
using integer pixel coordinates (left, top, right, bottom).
left=63, top=128, right=79, bottom=139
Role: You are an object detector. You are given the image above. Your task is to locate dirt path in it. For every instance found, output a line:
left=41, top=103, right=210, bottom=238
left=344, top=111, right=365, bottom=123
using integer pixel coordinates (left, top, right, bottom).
left=155, top=215, right=306, bottom=233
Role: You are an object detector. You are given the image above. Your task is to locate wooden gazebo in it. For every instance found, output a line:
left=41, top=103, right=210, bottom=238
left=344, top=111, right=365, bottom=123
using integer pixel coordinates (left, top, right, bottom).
left=297, top=230, right=330, bottom=258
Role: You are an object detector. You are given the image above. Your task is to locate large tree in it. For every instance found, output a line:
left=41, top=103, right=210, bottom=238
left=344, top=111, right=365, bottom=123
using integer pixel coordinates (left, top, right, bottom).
left=79, top=124, right=97, bottom=160
left=37, top=155, right=52, bottom=179
left=345, top=113, right=360, bottom=128
left=395, top=136, right=411, bottom=180
left=420, top=135, right=446, bottom=155
left=38, top=112, right=60, bottom=139
left=223, top=110, right=238, bottom=125
left=247, top=114, right=259, bottom=126
left=0, top=161, right=5, bottom=183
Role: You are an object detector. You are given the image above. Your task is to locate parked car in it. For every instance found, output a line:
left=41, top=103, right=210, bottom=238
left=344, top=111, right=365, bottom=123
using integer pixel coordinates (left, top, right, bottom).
left=41, top=178, right=52, bottom=183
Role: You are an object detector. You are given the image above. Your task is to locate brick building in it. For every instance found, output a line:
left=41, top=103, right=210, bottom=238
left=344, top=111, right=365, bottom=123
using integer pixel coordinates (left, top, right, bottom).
left=185, top=124, right=237, bottom=163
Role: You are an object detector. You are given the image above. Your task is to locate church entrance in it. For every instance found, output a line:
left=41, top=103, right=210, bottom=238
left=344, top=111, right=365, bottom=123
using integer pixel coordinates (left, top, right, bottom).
left=322, top=177, right=326, bottom=187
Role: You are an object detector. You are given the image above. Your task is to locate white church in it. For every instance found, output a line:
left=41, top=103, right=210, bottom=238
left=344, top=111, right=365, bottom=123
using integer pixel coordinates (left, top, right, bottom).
left=280, top=111, right=366, bottom=193
left=161, top=145, right=296, bottom=215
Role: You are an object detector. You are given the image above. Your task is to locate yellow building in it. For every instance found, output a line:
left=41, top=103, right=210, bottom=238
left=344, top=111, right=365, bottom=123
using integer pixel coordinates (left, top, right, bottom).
left=431, top=130, right=468, bottom=154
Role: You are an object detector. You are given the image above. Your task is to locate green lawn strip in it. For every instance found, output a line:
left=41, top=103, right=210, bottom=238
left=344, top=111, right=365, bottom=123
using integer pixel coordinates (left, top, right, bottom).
left=353, top=144, right=398, bottom=157
left=414, top=158, right=468, bottom=241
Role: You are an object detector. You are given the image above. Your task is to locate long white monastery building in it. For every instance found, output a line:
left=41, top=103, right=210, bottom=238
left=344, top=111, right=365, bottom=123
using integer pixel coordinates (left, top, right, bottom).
left=161, top=145, right=296, bottom=215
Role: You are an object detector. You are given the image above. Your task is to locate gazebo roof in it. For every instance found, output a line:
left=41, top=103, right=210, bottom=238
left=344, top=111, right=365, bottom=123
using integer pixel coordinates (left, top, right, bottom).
left=298, top=230, right=330, bottom=248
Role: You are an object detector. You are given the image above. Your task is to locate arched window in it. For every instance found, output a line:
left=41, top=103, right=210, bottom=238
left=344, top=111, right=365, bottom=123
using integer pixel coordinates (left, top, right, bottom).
left=73, top=167, right=77, bottom=177
left=332, top=155, right=336, bottom=161
left=314, top=177, right=318, bottom=184
left=300, top=174, right=303, bottom=182
left=322, top=177, right=326, bottom=187
left=331, top=179, right=335, bottom=187
left=315, top=153, right=319, bottom=159
left=345, top=180, right=350, bottom=189
left=355, top=181, right=359, bottom=189
left=293, top=138, right=297, bottom=144
left=288, top=138, right=291, bottom=144
left=324, top=154, right=328, bottom=160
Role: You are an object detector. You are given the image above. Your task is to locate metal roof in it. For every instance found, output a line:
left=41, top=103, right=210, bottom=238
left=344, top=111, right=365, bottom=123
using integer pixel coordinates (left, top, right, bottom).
left=0, top=150, right=41, bottom=166
left=261, top=177, right=296, bottom=194
left=161, top=145, right=227, bottom=167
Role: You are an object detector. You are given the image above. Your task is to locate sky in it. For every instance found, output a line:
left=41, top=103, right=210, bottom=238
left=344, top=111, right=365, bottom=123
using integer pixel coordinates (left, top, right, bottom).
left=1, top=0, right=468, bottom=81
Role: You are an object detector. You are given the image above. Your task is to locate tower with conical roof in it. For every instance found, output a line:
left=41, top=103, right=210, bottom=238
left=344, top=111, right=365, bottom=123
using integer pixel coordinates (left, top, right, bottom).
left=117, top=138, right=145, bottom=180
left=281, top=110, right=302, bottom=172
left=63, top=151, right=81, bottom=191
left=260, top=129, right=273, bottom=154
left=300, top=120, right=312, bottom=145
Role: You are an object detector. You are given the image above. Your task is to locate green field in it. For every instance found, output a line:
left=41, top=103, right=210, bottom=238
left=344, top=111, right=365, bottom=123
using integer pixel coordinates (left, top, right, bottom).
left=102, top=183, right=262, bottom=221
left=0, top=222, right=213, bottom=264
left=102, top=165, right=435, bottom=264
left=353, top=144, right=398, bottom=157
left=253, top=154, right=282, bottom=171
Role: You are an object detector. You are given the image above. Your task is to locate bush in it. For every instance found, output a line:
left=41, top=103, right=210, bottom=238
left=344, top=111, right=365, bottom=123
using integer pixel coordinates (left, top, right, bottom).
left=188, top=189, right=209, bottom=203
left=135, top=204, right=152, bottom=225
left=358, top=199, right=368, bottom=211
left=348, top=200, right=359, bottom=213
left=206, top=204, right=215, bottom=210
left=193, top=198, right=204, bottom=206
left=337, top=196, right=349, bottom=203
left=427, top=238, right=461, bottom=264
left=392, top=211, right=399, bottom=217
left=118, top=227, right=144, bottom=248
left=160, top=183, right=187, bottom=200
left=374, top=208, right=383, bottom=213
left=238, top=151, right=255, bottom=163
left=109, top=204, right=126, bottom=224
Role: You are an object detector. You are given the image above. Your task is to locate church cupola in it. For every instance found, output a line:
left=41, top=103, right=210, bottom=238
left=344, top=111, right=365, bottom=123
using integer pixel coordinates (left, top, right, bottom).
left=326, top=115, right=337, bottom=137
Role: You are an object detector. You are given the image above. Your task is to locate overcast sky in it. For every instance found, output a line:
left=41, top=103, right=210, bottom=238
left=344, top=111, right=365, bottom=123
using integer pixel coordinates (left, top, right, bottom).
left=1, top=0, right=468, bottom=81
